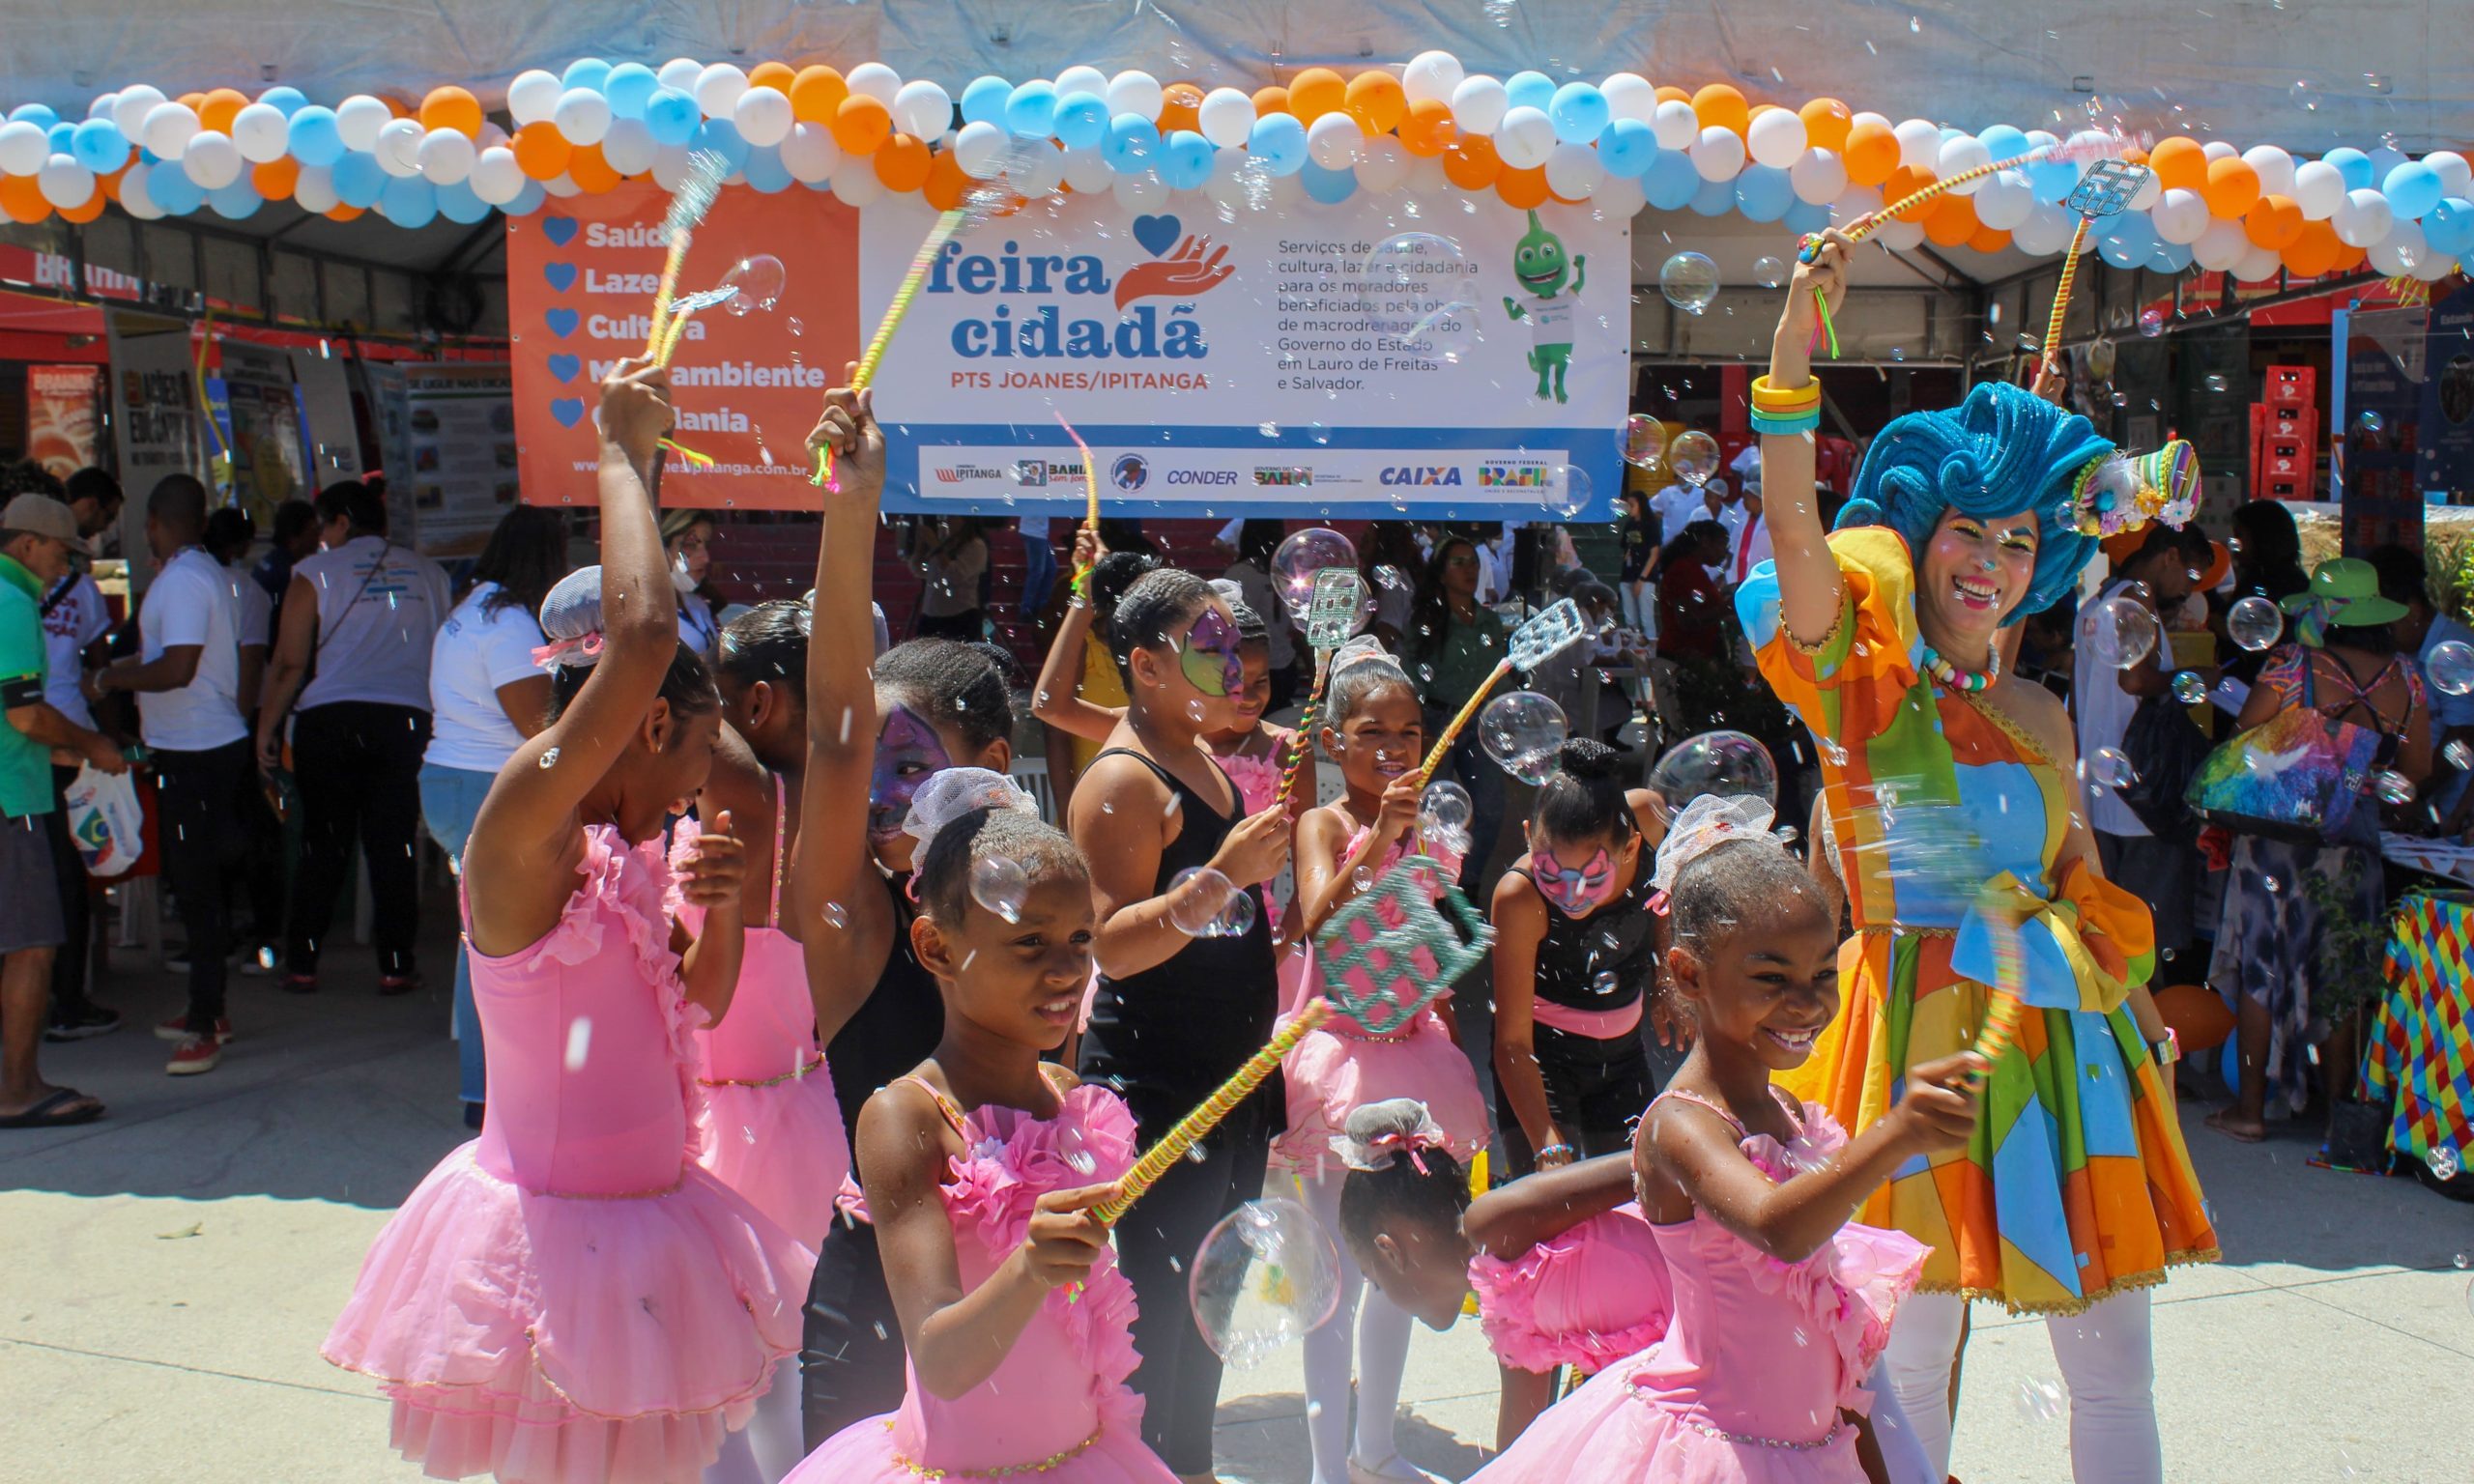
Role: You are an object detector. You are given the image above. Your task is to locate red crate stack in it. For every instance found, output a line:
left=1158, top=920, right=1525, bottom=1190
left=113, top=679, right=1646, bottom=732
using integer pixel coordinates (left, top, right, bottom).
left=2253, top=364, right=2318, bottom=499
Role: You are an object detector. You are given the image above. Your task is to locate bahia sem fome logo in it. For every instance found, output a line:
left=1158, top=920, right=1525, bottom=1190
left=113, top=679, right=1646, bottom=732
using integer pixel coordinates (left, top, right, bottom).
left=927, top=213, right=1232, bottom=360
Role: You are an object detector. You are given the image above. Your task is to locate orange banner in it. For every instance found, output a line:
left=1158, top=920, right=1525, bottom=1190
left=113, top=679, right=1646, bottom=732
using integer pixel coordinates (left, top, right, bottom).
left=507, top=182, right=858, bottom=508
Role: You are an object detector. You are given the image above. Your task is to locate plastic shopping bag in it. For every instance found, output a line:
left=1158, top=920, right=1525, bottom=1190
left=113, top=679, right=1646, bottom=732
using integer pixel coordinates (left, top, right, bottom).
left=63, top=762, right=145, bottom=878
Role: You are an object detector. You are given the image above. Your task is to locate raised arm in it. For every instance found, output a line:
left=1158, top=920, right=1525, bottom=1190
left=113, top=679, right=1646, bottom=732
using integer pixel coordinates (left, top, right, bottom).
left=1461, top=1151, right=1636, bottom=1259
left=1764, top=231, right=1856, bottom=649
left=1029, top=525, right=1122, bottom=744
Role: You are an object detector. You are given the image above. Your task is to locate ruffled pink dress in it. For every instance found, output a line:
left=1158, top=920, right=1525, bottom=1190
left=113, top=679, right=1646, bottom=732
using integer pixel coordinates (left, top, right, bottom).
left=784, top=1079, right=1172, bottom=1484
left=1467, top=1091, right=1925, bottom=1484
left=1271, top=826, right=1489, bottom=1171
left=1468, top=1204, right=1673, bottom=1376
left=323, top=825, right=810, bottom=1484
left=1216, top=724, right=1296, bottom=816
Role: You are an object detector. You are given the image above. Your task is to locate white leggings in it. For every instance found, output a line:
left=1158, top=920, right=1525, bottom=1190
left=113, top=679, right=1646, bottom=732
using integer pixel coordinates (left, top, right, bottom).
left=702, top=1355, right=807, bottom=1484
left=1881, top=1290, right=2160, bottom=1484
left=1297, top=1169, right=1417, bottom=1484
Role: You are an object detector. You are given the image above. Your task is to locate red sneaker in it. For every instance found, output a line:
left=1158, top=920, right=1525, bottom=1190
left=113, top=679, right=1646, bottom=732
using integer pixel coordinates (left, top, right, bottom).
left=166, top=1034, right=224, bottom=1076
left=155, top=1013, right=233, bottom=1043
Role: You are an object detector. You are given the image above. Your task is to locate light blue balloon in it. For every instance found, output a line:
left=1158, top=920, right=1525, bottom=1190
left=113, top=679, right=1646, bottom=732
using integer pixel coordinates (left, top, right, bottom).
left=561, top=58, right=613, bottom=95
left=1159, top=129, right=1213, bottom=191
left=2097, top=212, right=2153, bottom=268
left=961, top=75, right=1014, bottom=128
left=1249, top=113, right=1307, bottom=176
left=2384, top=159, right=2443, bottom=219
left=331, top=151, right=388, bottom=208
left=1053, top=92, right=1108, bottom=151
left=2324, top=147, right=2373, bottom=190
left=2425, top=197, right=2474, bottom=257
left=1300, top=160, right=1356, bottom=204
left=47, top=122, right=76, bottom=155
left=146, top=165, right=204, bottom=214
left=1978, top=125, right=2029, bottom=162
left=1504, top=71, right=1556, bottom=113
left=1643, top=149, right=1700, bottom=210
left=1689, top=174, right=1736, bottom=216
left=70, top=119, right=129, bottom=174
left=1548, top=82, right=1609, bottom=144
left=381, top=175, right=438, bottom=228
left=1784, top=198, right=1831, bottom=235
left=645, top=88, right=701, bottom=147
left=695, top=118, right=751, bottom=175
left=1734, top=164, right=1794, bottom=222
left=287, top=106, right=345, bottom=167
left=507, top=179, right=546, bottom=215
left=1102, top=112, right=1160, bottom=173
left=436, top=179, right=491, bottom=223
left=2027, top=155, right=2079, bottom=203
left=10, top=104, right=57, bottom=129
left=604, top=63, right=660, bottom=120
left=258, top=86, right=308, bottom=118
left=2148, top=241, right=2192, bottom=273
left=209, top=181, right=263, bottom=218
left=1004, top=81, right=1058, bottom=139
left=1597, top=118, right=1657, bottom=177
left=742, top=144, right=791, bottom=193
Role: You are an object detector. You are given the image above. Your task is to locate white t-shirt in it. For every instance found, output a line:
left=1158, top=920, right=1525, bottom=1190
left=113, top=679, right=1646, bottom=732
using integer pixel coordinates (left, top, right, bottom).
left=39, top=571, right=110, bottom=729
left=426, top=583, right=546, bottom=775
left=135, top=548, right=247, bottom=752
left=2072, top=577, right=2165, bottom=838
left=1524, top=298, right=1574, bottom=347
left=292, top=535, right=452, bottom=713
left=224, top=561, right=273, bottom=650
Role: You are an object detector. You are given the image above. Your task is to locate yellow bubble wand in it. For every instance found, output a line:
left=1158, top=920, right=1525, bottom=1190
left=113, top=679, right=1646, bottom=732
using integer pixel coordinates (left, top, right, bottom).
left=1095, top=1001, right=1331, bottom=1224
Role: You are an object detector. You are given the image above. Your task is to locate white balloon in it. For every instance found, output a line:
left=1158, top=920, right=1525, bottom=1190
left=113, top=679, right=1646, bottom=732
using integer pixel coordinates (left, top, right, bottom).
left=1850, top=110, right=1891, bottom=133
left=1198, top=88, right=1254, bottom=149
left=847, top=64, right=903, bottom=107
left=600, top=118, right=656, bottom=176
left=657, top=58, right=705, bottom=95
left=1450, top=75, right=1509, bottom=135
left=781, top=121, right=843, bottom=183
left=2333, top=186, right=2394, bottom=248
left=1495, top=107, right=1557, bottom=170
left=38, top=155, right=95, bottom=208
left=469, top=146, right=525, bottom=204
left=141, top=101, right=202, bottom=160
left=1105, top=71, right=1164, bottom=122
left=1790, top=147, right=1847, bottom=205
left=649, top=144, right=693, bottom=190
left=507, top=70, right=563, bottom=127
left=2413, top=242, right=2456, bottom=281
left=695, top=64, right=749, bottom=119
left=0, top=121, right=47, bottom=176
left=2232, top=243, right=2285, bottom=281
left=2292, top=158, right=2346, bottom=220
left=1202, top=144, right=1254, bottom=209
left=1358, top=136, right=1409, bottom=193
left=1595, top=172, right=1647, bottom=219
left=735, top=86, right=793, bottom=147
left=1601, top=72, right=1655, bottom=125
left=417, top=128, right=476, bottom=186
left=477, top=121, right=510, bottom=151
left=1746, top=108, right=1807, bottom=170
left=1543, top=140, right=1603, bottom=199
left=1893, top=118, right=1942, bottom=171
left=376, top=118, right=425, bottom=178
left=829, top=160, right=886, bottom=206
left=181, top=130, right=243, bottom=188
left=232, top=102, right=290, bottom=163
left=1007, top=141, right=1066, bottom=197
left=2011, top=201, right=2077, bottom=255
left=291, top=163, right=339, bottom=213
left=2194, top=216, right=2251, bottom=271
left=1112, top=168, right=1166, bottom=211
left=2366, top=144, right=2408, bottom=182
left=1935, top=134, right=1992, bottom=193
left=334, top=96, right=390, bottom=152
left=2241, top=144, right=2296, bottom=199
left=892, top=80, right=951, bottom=141
left=953, top=120, right=1009, bottom=179
left=1053, top=66, right=1108, bottom=101
left=1832, top=185, right=1884, bottom=231
left=1403, top=50, right=1466, bottom=105
left=2425, top=151, right=2473, bottom=200
left=1971, top=168, right=2033, bottom=230
left=1651, top=99, right=1700, bottom=151
left=539, top=172, right=581, bottom=197
left=1875, top=215, right=1927, bottom=251
left=1690, top=125, right=1745, bottom=183
left=113, top=84, right=167, bottom=142
left=2369, top=218, right=2427, bottom=276
left=2125, top=169, right=2161, bottom=213
left=89, top=92, right=119, bottom=122
left=2201, top=140, right=2238, bottom=162
left=1061, top=144, right=1114, bottom=194
left=119, top=160, right=165, bottom=218
left=1308, top=111, right=1366, bottom=170
left=2150, top=187, right=2210, bottom=244
left=553, top=88, right=612, bottom=147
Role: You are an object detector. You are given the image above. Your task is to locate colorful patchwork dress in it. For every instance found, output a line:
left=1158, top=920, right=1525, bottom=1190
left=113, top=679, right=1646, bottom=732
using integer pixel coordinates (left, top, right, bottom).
left=1735, top=528, right=2218, bottom=1315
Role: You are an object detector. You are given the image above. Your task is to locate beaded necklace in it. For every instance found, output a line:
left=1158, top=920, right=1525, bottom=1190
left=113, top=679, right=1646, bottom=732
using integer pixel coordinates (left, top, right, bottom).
left=1918, top=642, right=1999, bottom=695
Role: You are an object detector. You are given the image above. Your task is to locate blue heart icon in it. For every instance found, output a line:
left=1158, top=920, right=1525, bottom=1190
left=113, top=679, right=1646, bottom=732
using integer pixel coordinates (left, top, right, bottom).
left=546, top=354, right=581, bottom=384
left=1131, top=214, right=1181, bottom=258
left=544, top=262, right=577, bottom=292
left=544, top=308, right=579, bottom=338
left=549, top=398, right=586, bottom=428
left=540, top=215, right=578, bottom=246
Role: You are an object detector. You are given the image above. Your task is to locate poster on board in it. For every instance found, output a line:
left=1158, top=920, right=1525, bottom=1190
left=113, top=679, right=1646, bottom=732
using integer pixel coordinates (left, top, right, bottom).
left=24, top=364, right=101, bottom=477
left=859, top=188, right=1628, bottom=519
left=290, top=349, right=366, bottom=488
left=103, top=312, right=207, bottom=492
left=360, top=361, right=420, bottom=542
left=211, top=341, right=311, bottom=523
left=399, top=362, right=518, bottom=558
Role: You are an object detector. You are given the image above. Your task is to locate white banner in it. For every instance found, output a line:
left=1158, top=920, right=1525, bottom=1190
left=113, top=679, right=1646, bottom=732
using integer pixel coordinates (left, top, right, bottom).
left=290, top=349, right=366, bottom=488
left=860, top=186, right=1628, bottom=520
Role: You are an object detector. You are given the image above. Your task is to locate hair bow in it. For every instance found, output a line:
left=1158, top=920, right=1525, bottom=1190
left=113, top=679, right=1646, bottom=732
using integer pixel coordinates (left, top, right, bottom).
left=532, top=630, right=607, bottom=671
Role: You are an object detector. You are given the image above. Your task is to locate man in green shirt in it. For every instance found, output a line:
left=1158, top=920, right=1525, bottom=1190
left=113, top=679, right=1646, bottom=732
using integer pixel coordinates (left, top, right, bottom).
left=0, top=491, right=127, bottom=1128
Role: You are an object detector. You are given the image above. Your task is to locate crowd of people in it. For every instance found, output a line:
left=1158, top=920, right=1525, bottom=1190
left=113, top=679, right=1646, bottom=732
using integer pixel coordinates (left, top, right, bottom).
left=0, top=244, right=2465, bottom=1484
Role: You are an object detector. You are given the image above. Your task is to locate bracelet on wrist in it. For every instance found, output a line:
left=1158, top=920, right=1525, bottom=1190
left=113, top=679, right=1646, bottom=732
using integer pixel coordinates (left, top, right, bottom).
left=1749, top=373, right=1821, bottom=413
left=1536, top=1141, right=1574, bottom=1160
left=1750, top=409, right=1823, bottom=437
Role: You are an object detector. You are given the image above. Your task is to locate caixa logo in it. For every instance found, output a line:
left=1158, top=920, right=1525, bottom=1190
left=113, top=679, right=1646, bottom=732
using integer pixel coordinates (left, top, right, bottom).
left=1167, top=469, right=1238, bottom=486
left=1380, top=467, right=1463, bottom=487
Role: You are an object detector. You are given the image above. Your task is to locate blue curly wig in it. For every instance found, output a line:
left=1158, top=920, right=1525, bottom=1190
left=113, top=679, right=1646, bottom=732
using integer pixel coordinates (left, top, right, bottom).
left=1834, top=381, right=2114, bottom=624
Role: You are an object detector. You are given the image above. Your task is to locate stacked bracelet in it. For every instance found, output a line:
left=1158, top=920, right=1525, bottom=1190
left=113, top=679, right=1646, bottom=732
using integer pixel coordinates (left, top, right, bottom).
left=1749, top=374, right=1823, bottom=435
left=1751, top=408, right=1823, bottom=436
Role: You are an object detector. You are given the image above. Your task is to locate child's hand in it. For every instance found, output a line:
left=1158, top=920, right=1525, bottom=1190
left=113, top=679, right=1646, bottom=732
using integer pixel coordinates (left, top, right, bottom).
left=1783, top=229, right=1853, bottom=338
left=1071, top=522, right=1105, bottom=574
left=807, top=364, right=884, bottom=500
left=1019, top=1184, right=1114, bottom=1288
left=676, top=809, right=747, bottom=913
left=1210, top=805, right=1294, bottom=890
left=598, top=357, right=674, bottom=466
left=1372, top=772, right=1423, bottom=842
left=1888, top=1052, right=1985, bottom=1154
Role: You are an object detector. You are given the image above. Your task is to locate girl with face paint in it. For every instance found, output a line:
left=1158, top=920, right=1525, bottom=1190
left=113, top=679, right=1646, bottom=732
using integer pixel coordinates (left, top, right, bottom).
left=1488, top=738, right=1669, bottom=1178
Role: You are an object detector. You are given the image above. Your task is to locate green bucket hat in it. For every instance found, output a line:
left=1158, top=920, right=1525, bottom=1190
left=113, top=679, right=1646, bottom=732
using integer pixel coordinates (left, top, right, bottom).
left=2281, top=556, right=2408, bottom=644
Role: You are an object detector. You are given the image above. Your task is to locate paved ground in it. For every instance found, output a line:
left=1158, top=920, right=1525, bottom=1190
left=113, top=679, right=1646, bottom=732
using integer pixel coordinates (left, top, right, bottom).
left=3, top=922, right=2466, bottom=1484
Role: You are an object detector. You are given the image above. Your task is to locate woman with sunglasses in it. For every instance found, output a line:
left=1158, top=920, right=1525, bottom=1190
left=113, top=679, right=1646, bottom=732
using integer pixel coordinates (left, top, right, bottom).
left=1407, top=533, right=1512, bottom=894
left=1488, top=737, right=1668, bottom=1177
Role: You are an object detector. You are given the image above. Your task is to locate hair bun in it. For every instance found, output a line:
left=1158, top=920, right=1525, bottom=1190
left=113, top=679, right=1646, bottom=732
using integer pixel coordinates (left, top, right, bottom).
left=1343, top=1099, right=1434, bottom=1143
left=1556, top=736, right=1623, bottom=782
left=1832, top=496, right=1886, bottom=531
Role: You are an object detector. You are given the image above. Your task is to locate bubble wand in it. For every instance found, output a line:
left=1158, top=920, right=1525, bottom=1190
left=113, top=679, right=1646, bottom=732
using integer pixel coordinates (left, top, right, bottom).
left=1969, top=896, right=2030, bottom=1066
left=1054, top=410, right=1099, bottom=598
left=2036, top=160, right=2156, bottom=383
left=1094, top=1001, right=1332, bottom=1224
left=1412, top=598, right=1589, bottom=788
left=641, top=151, right=730, bottom=360
left=1277, top=568, right=1373, bottom=809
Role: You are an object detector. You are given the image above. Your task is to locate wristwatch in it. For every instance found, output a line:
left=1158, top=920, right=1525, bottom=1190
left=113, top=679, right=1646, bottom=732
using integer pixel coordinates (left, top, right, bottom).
left=2148, top=1028, right=2180, bottom=1067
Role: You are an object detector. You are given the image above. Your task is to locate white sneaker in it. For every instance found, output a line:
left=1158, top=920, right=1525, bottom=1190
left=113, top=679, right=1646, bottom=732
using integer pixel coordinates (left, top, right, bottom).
left=1348, top=1454, right=1442, bottom=1484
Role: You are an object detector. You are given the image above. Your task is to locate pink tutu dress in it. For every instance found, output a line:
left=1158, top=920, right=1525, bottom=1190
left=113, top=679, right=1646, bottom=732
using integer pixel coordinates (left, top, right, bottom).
left=323, top=825, right=810, bottom=1484
left=1271, top=827, right=1489, bottom=1171
left=1467, top=1090, right=1925, bottom=1484
left=1216, top=724, right=1296, bottom=816
left=784, top=1075, right=1173, bottom=1484
left=1467, top=1203, right=1673, bottom=1376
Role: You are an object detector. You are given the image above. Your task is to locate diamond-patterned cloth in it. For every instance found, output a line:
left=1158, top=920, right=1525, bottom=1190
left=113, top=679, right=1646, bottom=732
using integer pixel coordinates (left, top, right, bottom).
left=2367, top=890, right=2474, bottom=1173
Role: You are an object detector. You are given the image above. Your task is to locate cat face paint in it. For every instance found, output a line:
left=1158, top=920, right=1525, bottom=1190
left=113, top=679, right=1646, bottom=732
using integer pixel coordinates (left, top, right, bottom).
left=1177, top=606, right=1246, bottom=698
left=1531, top=843, right=1618, bottom=916
left=869, top=703, right=952, bottom=843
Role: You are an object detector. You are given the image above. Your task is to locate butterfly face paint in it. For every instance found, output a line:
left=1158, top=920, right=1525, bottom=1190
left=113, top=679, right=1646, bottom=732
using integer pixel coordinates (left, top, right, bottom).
left=869, top=703, right=952, bottom=844
left=1177, top=606, right=1246, bottom=699
left=1532, top=843, right=1618, bottom=916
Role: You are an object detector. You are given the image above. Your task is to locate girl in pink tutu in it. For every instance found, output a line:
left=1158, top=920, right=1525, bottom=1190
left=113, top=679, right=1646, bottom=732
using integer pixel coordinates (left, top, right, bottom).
left=322, top=360, right=810, bottom=1484
left=782, top=767, right=1172, bottom=1484
left=1277, top=639, right=1487, bottom=1484
left=1467, top=812, right=1982, bottom=1484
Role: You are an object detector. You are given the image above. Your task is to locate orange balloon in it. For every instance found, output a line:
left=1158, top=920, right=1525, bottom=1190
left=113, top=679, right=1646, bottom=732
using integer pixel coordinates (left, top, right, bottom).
left=178, top=92, right=208, bottom=113
left=1799, top=98, right=1852, bottom=153
left=327, top=203, right=364, bottom=222
left=419, top=85, right=484, bottom=139
left=1344, top=71, right=1406, bottom=134
left=2147, top=136, right=2205, bottom=192
left=97, top=165, right=127, bottom=203
left=874, top=132, right=931, bottom=191
left=1843, top=119, right=1899, bottom=186
left=2152, top=984, right=2235, bottom=1054
left=791, top=66, right=849, bottom=123
left=199, top=88, right=250, bottom=134
left=250, top=157, right=301, bottom=199
left=2245, top=194, right=2303, bottom=249
left=1654, top=85, right=1691, bottom=106
left=833, top=94, right=893, bottom=156
left=0, top=174, right=50, bottom=223
left=1399, top=97, right=1456, bottom=157
left=513, top=120, right=574, bottom=181
left=1497, top=165, right=1550, bottom=210
left=1159, top=82, right=1204, bottom=134
left=1253, top=86, right=1290, bottom=118
left=2331, top=242, right=2368, bottom=273
left=923, top=149, right=969, bottom=211
left=2284, top=218, right=2342, bottom=276
left=567, top=143, right=621, bottom=193
left=2202, top=156, right=2260, bottom=218
left=1924, top=193, right=1979, bottom=247
left=1692, top=83, right=1749, bottom=138
left=1442, top=135, right=1501, bottom=189
left=748, top=62, right=796, bottom=95
left=1967, top=224, right=2011, bottom=255
left=1884, top=165, right=1940, bottom=221
left=59, top=191, right=105, bottom=223
left=1288, top=68, right=1346, bottom=124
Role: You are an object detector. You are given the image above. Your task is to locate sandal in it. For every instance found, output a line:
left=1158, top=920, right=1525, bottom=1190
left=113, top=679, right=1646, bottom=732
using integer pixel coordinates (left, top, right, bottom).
left=0, top=1087, right=105, bottom=1129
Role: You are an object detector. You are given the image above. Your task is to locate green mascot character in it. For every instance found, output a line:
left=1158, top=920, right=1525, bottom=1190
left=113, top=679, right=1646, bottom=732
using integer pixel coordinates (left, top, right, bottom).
left=1500, top=210, right=1586, bottom=404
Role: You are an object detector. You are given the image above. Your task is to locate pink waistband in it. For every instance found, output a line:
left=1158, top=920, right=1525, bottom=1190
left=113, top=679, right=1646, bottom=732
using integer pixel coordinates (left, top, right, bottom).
left=1533, top=997, right=1644, bottom=1039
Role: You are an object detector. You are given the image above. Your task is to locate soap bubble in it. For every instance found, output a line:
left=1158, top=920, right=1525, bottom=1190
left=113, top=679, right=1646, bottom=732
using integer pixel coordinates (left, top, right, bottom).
left=2172, top=671, right=2208, bottom=704
left=1166, top=866, right=1239, bottom=935
left=2444, top=739, right=2473, bottom=772
left=1479, top=691, right=1569, bottom=785
left=562, top=1016, right=592, bottom=1072
left=2372, top=769, right=2415, bottom=805
left=1189, top=1197, right=1341, bottom=1369
left=2356, top=409, right=2385, bottom=434
left=968, top=854, right=1028, bottom=924
left=2017, top=1378, right=2064, bottom=1424
left=1659, top=251, right=1720, bottom=315
left=2228, top=595, right=2284, bottom=652
left=1365, top=232, right=1479, bottom=364
left=1752, top=254, right=1789, bottom=289
left=2084, top=748, right=2137, bottom=789
left=2138, top=306, right=2167, bottom=338
left=1271, top=527, right=1358, bottom=609
left=2428, top=639, right=2474, bottom=696
left=1420, top=780, right=1474, bottom=836
left=2430, top=1145, right=2461, bottom=1181
left=1667, top=430, right=1722, bottom=487
left=2080, top=595, right=2161, bottom=670
left=1621, top=414, right=1667, bottom=470
left=1539, top=463, right=1593, bottom=519
left=720, top=253, right=786, bottom=316
left=1647, top=730, right=1780, bottom=818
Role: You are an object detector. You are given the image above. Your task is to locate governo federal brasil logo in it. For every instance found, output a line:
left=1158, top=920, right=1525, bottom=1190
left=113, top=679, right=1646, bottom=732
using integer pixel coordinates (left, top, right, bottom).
left=926, top=212, right=1231, bottom=361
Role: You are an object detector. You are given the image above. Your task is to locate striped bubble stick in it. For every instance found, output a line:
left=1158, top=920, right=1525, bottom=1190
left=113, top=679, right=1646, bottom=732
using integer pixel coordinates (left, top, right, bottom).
left=814, top=208, right=969, bottom=490
left=1413, top=598, right=1587, bottom=787
left=1969, top=902, right=2030, bottom=1066
left=2036, top=161, right=2153, bottom=379
left=1277, top=648, right=1333, bottom=810
left=1053, top=410, right=1100, bottom=597
left=1414, top=656, right=1514, bottom=789
left=1095, top=1000, right=1332, bottom=1224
